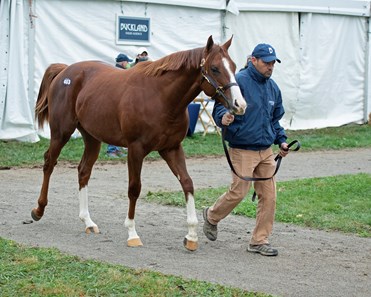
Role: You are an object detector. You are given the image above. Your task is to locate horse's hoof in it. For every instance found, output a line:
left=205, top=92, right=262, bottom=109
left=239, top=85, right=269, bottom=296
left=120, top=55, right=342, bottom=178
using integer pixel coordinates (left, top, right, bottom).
left=127, top=238, right=143, bottom=247
left=183, top=238, right=198, bottom=251
left=31, top=209, right=42, bottom=221
left=85, top=226, right=100, bottom=234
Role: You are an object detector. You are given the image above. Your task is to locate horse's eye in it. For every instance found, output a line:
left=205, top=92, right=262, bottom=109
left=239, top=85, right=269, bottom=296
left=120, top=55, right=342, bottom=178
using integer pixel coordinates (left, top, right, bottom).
left=211, top=66, right=220, bottom=74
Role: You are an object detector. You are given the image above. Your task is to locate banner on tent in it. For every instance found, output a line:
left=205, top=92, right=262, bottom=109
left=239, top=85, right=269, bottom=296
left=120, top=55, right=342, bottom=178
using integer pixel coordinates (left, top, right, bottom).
left=116, top=15, right=150, bottom=45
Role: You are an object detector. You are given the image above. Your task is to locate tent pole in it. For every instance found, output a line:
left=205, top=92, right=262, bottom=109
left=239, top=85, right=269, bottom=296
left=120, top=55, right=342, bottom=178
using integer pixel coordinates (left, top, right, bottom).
left=28, top=0, right=36, bottom=125
left=221, top=10, right=226, bottom=41
left=365, top=17, right=371, bottom=123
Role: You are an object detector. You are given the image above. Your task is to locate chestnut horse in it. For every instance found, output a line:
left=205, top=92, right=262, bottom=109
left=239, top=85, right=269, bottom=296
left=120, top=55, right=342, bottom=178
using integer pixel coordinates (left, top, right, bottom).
left=32, top=36, right=246, bottom=251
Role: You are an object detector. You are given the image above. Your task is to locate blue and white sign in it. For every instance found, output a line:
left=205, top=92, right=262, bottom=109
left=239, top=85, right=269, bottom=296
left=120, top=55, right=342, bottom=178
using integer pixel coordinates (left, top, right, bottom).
left=116, top=16, right=150, bottom=45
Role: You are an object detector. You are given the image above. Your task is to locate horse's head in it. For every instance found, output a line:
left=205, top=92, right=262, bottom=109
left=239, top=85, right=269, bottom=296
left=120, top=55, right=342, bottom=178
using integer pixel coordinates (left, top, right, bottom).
left=200, top=36, right=246, bottom=115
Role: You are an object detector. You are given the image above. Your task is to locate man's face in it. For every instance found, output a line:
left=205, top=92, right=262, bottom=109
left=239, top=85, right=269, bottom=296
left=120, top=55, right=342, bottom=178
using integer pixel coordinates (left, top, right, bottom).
left=137, top=52, right=149, bottom=63
left=120, top=61, right=129, bottom=68
left=252, top=57, right=275, bottom=78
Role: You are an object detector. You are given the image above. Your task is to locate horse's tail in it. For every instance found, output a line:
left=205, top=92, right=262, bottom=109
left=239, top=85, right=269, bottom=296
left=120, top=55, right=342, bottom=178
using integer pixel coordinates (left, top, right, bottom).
left=35, top=63, right=68, bottom=128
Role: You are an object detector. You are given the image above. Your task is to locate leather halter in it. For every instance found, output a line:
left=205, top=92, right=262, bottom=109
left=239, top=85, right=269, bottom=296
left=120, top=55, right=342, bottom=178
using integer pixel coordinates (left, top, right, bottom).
left=200, top=58, right=237, bottom=113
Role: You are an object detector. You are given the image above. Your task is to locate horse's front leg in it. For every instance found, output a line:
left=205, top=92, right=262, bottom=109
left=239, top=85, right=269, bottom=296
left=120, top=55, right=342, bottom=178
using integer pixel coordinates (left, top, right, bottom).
left=125, top=211, right=143, bottom=247
left=160, top=146, right=198, bottom=251
left=183, top=192, right=198, bottom=251
left=125, top=148, right=144, bottom=247
left=79, top=187, right=99, bottom=234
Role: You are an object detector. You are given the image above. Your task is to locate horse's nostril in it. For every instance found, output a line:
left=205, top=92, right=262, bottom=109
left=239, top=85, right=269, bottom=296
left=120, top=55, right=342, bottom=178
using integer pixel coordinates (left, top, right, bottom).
left=234, top=100, right=239, bottom=108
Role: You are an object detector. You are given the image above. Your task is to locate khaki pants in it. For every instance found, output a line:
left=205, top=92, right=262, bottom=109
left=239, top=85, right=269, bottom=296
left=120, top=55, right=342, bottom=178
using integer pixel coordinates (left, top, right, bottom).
left=208, top=147, right=276, bottom=245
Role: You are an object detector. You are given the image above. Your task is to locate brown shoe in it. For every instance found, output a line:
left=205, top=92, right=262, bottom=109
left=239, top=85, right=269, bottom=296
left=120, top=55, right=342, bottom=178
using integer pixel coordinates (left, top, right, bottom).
left=247, top=244, right=278, bottom=256
left=203, top=208, right=217, bottom=241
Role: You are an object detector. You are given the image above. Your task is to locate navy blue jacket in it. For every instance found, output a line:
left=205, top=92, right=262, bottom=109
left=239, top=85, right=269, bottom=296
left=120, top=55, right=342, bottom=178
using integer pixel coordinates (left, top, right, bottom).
left=212, top=62, right=287, bottom=151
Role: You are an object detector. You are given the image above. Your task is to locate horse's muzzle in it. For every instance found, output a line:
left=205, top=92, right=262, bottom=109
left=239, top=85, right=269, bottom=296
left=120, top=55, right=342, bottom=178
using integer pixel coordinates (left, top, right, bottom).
left=232, top=99, right=247, bottom=115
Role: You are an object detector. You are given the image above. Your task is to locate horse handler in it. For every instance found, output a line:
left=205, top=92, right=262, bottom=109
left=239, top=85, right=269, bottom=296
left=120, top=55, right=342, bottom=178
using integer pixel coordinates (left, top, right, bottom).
left=203, top=43, right=289, bottom=256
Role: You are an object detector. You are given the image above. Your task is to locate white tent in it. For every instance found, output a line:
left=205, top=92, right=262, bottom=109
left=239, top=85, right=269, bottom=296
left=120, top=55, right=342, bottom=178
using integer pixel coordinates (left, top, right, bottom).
left=1, top=0, right=370, bottom=142
left=228, top=0, right=371, bottom=130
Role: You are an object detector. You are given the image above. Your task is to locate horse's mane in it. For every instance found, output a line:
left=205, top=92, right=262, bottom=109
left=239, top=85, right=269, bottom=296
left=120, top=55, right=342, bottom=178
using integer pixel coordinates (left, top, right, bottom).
left=138, top=47, right=204, bottom=77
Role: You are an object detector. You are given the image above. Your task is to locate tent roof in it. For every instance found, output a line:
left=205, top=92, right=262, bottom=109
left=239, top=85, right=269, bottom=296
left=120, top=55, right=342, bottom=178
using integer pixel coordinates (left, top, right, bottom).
left=119, top=0, right=226, bottom=10
left=122, top=0, right=371, bottom=16
left=232, top=0, right=370, bottom=16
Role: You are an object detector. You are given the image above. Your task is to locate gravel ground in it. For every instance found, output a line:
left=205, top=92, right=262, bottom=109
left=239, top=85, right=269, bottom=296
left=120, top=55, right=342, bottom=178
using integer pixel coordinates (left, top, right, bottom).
left=0, top=148, right=370, bottom=297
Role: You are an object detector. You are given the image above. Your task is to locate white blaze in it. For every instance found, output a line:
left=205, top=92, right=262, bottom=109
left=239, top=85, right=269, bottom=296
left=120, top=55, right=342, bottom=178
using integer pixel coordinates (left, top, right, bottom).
left=222, top=57, right=247, bottom=113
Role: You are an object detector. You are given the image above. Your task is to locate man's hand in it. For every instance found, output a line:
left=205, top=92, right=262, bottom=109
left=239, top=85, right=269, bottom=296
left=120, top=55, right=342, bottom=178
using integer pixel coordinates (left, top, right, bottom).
left=222, top=112, right=235, bottom=126
left=279, top=142, right=289, bottom=157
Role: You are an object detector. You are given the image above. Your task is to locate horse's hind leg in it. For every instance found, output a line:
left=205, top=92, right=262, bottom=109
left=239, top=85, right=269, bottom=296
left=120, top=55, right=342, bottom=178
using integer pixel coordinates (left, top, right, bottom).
left=159, top=147, right=198, bottom=251
left=77, top=130, right=101, bottom=234
left=31, top=135, right=71, bottom=221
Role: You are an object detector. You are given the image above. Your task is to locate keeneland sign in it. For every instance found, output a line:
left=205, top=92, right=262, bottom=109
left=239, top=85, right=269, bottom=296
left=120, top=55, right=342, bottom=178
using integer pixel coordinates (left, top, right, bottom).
left=116, top=16, right=150, bottom=45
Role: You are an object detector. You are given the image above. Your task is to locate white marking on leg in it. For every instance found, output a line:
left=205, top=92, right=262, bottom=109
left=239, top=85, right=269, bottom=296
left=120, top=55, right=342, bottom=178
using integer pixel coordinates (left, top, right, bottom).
left=124, top=216, right=140, bottom=241
left=185, top=193, right=198, bottom=242
left=222, top=58, right=247, bottom=113
left=78, top=186, right=98, bottom=230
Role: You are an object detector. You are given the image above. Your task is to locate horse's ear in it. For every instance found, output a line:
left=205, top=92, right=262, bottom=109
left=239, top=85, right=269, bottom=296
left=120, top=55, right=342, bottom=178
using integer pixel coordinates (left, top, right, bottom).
left=222, top=35, right=233, bottom=51
left=206, top=35, right=214, bottom=53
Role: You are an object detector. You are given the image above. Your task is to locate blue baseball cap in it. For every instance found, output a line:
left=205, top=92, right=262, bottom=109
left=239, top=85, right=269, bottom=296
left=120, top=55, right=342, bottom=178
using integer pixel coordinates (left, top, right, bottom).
left=252, top=44, right=281, bottom=63
left=116, top=53, right=133, bottom=63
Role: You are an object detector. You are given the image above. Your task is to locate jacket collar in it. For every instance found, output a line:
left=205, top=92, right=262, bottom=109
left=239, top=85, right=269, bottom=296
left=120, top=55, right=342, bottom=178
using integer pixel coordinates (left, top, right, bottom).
left=115, top=63, right=125, bottom=69
left=247, top=61, right=269, bottom=83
